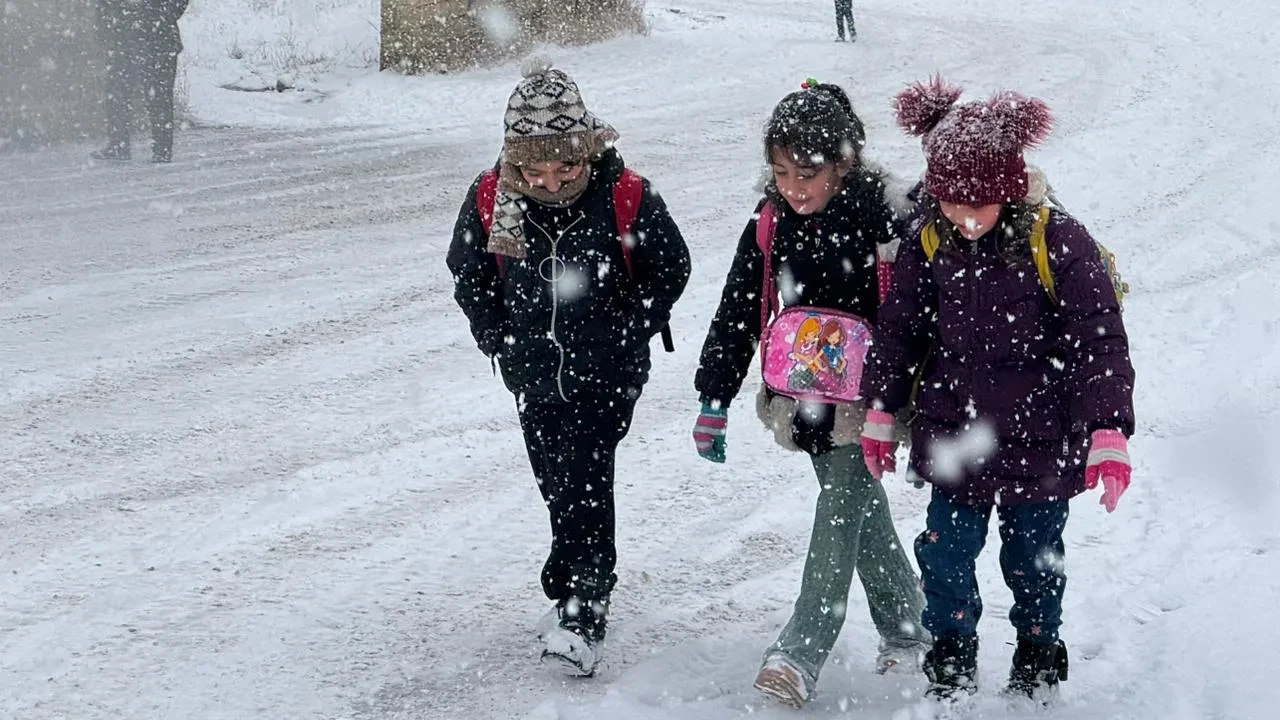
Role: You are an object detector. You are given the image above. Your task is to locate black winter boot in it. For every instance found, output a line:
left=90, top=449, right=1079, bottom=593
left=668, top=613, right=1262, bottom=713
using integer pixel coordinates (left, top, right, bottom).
left=923, top=634, right=979, bottom=700
left=1005, top=638, right=1069, bottom=700
left=561, top=595, right=608, bottom=643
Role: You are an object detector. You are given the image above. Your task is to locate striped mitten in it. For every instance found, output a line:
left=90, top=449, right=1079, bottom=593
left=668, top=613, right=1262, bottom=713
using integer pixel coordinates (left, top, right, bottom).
left=693, top=402, right=728, bottom=463
left=1085, top=429, right=1131, bottom=513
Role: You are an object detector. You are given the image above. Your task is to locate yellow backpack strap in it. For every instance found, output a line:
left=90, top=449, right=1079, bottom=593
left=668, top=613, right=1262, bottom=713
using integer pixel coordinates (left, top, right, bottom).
left=1028, top=207, right=1057, bottom=304
left=920, top=221, right=941, bottom=261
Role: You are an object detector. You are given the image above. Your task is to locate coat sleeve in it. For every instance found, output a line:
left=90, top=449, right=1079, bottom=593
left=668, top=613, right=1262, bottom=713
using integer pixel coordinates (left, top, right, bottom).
left=862, top=226, right=938, bottom=413
left=694, top=205, right=767, bottom=408
left=446, top=174, right=509, bottom=359
left=1049, top=213, right=1136, bottom=436
left=625, top=180, right=692, bottom=343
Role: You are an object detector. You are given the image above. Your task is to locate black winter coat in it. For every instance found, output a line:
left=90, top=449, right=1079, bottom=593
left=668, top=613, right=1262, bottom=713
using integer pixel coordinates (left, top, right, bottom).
left=98, top=0, right=188, bottom=53
left=448, top=150, right=691, bottom=403
left=695, top=170, right=902, bottom=454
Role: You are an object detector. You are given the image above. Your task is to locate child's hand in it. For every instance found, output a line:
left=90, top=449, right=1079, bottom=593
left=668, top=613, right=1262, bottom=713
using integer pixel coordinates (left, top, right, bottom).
left=1085, top=429, right=1131, bottom=513
left=860, top=409, right=898, bottom=480
left=693, top=402, right=728, bottom=463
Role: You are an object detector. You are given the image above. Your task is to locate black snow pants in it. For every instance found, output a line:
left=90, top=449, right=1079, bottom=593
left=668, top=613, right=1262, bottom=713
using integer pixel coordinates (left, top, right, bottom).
left=103, top=40, right=180, bottom=159
left=517, top=392, right=637, bottom=603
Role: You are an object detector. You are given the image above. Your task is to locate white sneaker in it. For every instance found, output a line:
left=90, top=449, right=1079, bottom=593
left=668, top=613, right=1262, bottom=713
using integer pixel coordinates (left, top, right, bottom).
left=535, top=602, right=562, bottom=640
left=753, top=653, right=811, bottom=708
left=541, top=623, right=603, bottom=677
left=876, top=642, right=926, bottom=675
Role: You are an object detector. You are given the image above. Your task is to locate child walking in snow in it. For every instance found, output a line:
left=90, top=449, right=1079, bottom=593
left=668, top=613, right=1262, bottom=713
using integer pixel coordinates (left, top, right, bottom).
left=447, top=56, right=691, bottom=677
left=693, top=80, right=929, bottom=708
left=859, top=77, right=1136, bottom=702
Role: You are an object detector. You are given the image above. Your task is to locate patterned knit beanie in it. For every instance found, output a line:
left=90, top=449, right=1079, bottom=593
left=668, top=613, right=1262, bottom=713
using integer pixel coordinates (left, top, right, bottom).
left=488, top=55, right=619, bottom=259
left=894, top=76, right=1053, bottom=206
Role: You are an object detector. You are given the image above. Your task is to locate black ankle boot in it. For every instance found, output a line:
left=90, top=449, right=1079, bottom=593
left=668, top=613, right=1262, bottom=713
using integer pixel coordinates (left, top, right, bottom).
left=923, top=634, right=979, bottom=700
left=561, top=595, right=608, bottom=643
left=1006, top=638, right=1069, bottom=699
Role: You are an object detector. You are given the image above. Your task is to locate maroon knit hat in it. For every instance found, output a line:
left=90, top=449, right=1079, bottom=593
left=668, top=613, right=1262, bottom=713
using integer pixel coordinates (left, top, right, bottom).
left=894, top=77, right=1053, bottom=206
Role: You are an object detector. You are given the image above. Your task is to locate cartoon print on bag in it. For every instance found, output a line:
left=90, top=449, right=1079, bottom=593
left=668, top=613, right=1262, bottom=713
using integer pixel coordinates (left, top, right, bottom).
left=787, top=316, right=823, bottom=390
left=813, top=319, right=848, bottom=393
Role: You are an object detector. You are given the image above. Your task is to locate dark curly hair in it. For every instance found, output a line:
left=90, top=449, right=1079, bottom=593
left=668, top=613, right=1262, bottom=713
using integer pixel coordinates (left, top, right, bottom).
left=763, top=83, right=866, bottom=169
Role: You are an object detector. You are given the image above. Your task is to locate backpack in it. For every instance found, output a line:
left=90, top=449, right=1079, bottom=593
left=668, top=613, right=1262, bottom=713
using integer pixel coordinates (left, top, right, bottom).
left=754, top=200, right=896, bottom=403
left=475, top=168, right=675, bottom=352
left=919, top=205, right=1130, bottom=309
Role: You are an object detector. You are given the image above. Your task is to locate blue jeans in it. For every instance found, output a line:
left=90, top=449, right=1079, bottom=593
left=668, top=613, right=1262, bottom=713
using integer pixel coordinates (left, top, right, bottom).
left=915, top=487, right=1069, bottom=644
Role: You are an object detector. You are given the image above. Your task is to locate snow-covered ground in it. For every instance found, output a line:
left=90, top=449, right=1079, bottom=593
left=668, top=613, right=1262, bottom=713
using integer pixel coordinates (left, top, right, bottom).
left=3, top=0, right=1279, bottom=718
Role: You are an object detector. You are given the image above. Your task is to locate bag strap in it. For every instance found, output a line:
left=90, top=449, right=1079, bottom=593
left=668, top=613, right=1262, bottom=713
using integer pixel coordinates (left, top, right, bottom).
left=876, top=240, right=898, bottom=304
left=477, top=169, right=499, bottom=234
left=476, top=169, right=504, bottom=275
left=920, top=221, right=941, bottom=261
left=486, top=169, right=644, bottom=280
left=1028, top=206, right=1056, bottom=303
left=612, top=169, right=675, bottom=352
left=755, top=200, right=779, bottom=334
left=481, top=167, right=675, bottom=351
left=612, top=168, right=644, bottom=277
left=919, top=207, right=1056, bottom=302
left=755, top=201, right=896, bottom=326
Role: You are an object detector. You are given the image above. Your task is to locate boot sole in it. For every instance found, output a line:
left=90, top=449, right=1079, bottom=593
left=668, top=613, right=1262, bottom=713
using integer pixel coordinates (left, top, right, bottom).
left=753, top=668, right=806, bottom=709
left=540, top=649, right=597, bottom=678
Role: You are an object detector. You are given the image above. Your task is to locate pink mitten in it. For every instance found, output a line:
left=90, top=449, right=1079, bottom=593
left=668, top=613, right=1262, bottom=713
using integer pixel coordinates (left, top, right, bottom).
left=860, top=409, right=898, bottom=481
left=1085, top=429, right=1131, bottom=513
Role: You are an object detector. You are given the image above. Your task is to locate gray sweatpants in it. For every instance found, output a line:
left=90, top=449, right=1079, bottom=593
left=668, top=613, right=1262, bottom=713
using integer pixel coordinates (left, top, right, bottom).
left=766, top=443, right=928, bottom=681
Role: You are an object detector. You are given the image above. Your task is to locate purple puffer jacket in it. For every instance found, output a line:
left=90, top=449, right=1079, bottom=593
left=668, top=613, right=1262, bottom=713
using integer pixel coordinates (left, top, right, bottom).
left=863, top=208, right=1135, bottom=506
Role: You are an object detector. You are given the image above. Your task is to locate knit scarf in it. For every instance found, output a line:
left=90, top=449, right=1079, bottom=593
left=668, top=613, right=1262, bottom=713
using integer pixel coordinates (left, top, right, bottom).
left=486, top=123, right=618, bottom=259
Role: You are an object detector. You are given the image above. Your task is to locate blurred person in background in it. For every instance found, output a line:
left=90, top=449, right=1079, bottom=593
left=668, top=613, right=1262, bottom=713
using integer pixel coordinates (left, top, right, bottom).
left=92, top=0, right=189, bottom=163
left=835, top=0, right=855, bottom=41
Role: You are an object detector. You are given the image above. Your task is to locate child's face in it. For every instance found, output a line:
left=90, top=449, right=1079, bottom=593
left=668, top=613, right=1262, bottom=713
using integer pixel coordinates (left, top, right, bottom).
left=770, top=148, right=849, bottom=215
left=940, top=201, right=1003, bottom=240
left=520, top=161, right=585, bottom=194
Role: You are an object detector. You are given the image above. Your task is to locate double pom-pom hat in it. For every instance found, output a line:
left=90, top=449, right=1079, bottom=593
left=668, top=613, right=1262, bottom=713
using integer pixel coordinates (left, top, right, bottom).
left=894, top=76, right=1054, bottom=206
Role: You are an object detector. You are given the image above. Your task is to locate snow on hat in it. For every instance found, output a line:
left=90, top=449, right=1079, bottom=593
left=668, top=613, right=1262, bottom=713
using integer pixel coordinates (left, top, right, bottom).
left=501, top=54, right=618, bottom=167
left=895, top=76, right=1052, bottom=206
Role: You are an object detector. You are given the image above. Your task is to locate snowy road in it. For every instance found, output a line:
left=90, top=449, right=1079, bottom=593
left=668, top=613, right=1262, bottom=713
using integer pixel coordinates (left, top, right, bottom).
left=0, top=124, right=824, bottom=720
left=4, top=0, right=1280, bottom=717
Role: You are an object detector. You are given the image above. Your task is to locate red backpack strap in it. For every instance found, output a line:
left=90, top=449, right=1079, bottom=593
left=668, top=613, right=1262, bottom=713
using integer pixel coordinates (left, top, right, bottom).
left=612, top=168, right=644, bottom=277
left=875, top=240, right=899, bottom=305
left=476, top=169, right=498, bottom=234
left=756, top=200, right=778, bottom=333
left=475, top=169, right=503, bottom=275
left=613, top=168, right=675, bottom=352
